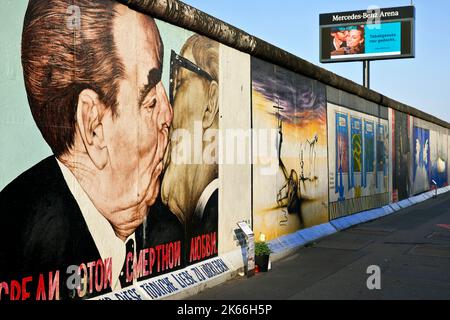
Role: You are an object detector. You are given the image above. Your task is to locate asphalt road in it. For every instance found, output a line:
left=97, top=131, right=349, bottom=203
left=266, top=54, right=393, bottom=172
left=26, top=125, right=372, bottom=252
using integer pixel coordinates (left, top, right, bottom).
left=190, top=192, right=450, bottom=300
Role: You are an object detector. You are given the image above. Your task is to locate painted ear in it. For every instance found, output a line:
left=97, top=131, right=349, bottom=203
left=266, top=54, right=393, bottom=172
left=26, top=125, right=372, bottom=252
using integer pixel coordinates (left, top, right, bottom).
left=202, top=80, right=219, bottom=130
left=76, top=89, right=108, bottom=170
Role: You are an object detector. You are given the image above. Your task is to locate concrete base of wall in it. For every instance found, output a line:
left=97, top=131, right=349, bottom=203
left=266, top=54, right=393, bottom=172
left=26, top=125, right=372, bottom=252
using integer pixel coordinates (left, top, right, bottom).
left=94, top=249, right=246, bottom=300
left=93, top=187, right=450, bottom=300
left=168, top=186, right=450, bottom=300
left=165, top=249, right=246, bottom=300
left=267, top=187, right=450, bottom=261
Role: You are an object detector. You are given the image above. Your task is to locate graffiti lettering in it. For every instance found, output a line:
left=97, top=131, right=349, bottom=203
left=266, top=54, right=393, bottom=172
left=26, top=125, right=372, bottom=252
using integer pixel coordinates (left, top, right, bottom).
left=151, top=241, right=182, bottom=274
left=66, top=258, right=112, bottom=299
left=114, top=288, right=142, bottom=300
left=171, top=271, right=198, bottom=289
left=191, top=267, right=207, bottom=281
left=0, top=272, right=59, bottom=301
left=189, top=232, right=218, bottom=263
left=140, top=277, right=179, bottom=299
left=36, top=271, right=59, bottom=300
left=199, top=259, right=229, bottom=279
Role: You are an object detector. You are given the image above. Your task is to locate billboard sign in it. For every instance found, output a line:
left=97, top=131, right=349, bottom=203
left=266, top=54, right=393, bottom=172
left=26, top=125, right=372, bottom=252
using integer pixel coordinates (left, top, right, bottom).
left=320, top=6, right=415, bottom=63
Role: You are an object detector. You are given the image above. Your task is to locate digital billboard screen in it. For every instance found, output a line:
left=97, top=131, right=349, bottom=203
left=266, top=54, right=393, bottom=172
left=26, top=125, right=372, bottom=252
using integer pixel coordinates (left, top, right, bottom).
left=320, top=6, right=415, bottom=63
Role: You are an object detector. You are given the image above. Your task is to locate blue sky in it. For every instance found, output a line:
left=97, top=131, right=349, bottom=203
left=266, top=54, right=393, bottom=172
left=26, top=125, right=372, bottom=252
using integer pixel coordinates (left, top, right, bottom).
left=181, top=0, right=450, bottom=122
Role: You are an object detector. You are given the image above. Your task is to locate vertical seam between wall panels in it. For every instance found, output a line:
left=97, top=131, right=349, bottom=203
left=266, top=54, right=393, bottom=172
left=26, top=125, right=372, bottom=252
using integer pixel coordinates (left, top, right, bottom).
left=250, top=57, right=254, bottom=231
left=326, top=88, right=331, bottom=222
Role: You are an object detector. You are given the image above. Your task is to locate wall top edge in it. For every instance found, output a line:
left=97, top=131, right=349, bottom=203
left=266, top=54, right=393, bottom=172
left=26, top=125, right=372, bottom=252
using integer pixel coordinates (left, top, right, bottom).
left=116, top=0, right=450, bottom=129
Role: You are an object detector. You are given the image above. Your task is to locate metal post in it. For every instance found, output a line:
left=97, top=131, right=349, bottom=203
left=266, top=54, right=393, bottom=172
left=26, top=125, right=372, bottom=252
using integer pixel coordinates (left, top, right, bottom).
left=432, top=180, right=438, bottom=198
left=363, top=60, right=370, bottom=89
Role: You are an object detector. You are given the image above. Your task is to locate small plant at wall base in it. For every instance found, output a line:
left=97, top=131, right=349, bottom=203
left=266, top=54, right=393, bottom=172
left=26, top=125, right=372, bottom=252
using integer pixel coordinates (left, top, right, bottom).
left=255, top=241, right=272, bottom=256
left=255, top=241, right=272, bottom=272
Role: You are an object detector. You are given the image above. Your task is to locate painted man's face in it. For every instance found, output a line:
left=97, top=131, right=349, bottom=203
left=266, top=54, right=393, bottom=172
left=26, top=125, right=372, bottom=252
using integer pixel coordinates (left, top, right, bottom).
left=170, top=48, right=210, bottom=154
left=160, top=41, right=219, bottom=225
left=161, top=46, right=211, bottom=221
left=101, top=7, right=173, bottom=215
left=415, top=139, right=421, bottom=165
left=423, top=140, right=429, bottom=165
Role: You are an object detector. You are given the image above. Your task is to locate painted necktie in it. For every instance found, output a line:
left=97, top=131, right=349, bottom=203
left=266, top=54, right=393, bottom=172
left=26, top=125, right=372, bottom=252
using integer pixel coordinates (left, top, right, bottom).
left=119, top=238, right=134, bottom=289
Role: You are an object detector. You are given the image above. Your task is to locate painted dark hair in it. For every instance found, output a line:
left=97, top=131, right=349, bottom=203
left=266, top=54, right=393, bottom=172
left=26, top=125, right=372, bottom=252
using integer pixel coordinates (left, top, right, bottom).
left=21, top=0, right=126, bottom=157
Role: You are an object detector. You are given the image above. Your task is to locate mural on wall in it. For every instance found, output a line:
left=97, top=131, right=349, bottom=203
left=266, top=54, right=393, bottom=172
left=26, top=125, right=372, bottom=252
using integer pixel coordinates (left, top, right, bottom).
left=376, top=123, right=388, bottom=189
left=392, top=110, right=411, bottom=202
left=363, top=120, right=375, bottom=189
left=161, top=35, right=219, bottom=268
left=412, top=126, right=431, bottom=194
left=429, top=129, right=448, bottom=188
left=328, top=103, right=389, bottom=219
left=350, top=117, right=363, bottom=192
left=251, top=57, right=329, bottom=241
left=335, top=113, right=349, bottom=201
left=0, top=0, right=218, bottom=300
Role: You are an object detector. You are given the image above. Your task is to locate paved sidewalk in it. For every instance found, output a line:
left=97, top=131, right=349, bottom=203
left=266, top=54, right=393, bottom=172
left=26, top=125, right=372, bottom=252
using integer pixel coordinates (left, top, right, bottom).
left=190, top=192, right=450, bottom=300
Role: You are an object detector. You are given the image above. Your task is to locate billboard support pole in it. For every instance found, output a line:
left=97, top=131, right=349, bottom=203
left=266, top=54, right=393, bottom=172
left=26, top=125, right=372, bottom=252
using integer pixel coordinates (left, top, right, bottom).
left=363, top=60, right=370, bottom=89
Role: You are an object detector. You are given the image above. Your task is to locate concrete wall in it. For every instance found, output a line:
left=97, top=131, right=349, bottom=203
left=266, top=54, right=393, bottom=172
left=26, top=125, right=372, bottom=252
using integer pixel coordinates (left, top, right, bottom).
left=218, top=44, right=252, bottom=254
left=411, top=117, right=448, bottom=194
left=251, top=57, right=329, bottom=241
left=327, top=103, right=390, bottom=219
left=0, top=0, right=449, bottom=300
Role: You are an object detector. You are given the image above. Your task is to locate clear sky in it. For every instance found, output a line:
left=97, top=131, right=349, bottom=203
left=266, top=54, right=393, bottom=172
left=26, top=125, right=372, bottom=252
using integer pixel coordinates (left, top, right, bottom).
left=181, top=0, right=450, bottom=122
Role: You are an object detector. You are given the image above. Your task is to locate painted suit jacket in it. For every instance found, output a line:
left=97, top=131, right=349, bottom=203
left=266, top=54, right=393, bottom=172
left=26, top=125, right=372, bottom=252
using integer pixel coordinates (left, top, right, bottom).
left=0, top=156, right=183, bottom=300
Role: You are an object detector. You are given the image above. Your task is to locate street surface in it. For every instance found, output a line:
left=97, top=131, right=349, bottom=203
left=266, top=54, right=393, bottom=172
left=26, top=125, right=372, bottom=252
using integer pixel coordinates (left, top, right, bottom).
left=191, top=192, right=450, bottom=300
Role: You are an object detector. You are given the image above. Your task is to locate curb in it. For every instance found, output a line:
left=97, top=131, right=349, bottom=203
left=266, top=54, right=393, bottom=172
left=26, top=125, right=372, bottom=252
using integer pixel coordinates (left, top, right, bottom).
left=268, top=186, right=450, bottom=261
left=158, top=187, right=450, bottom=300
left=169, top=186, right=450, bottom=300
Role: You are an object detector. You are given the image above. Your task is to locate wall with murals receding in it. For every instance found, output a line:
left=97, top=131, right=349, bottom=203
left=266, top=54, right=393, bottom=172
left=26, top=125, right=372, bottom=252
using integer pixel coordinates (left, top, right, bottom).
left=412, top=118, right=448, bottom=195
left=0, top=0, right=449, bottom=301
